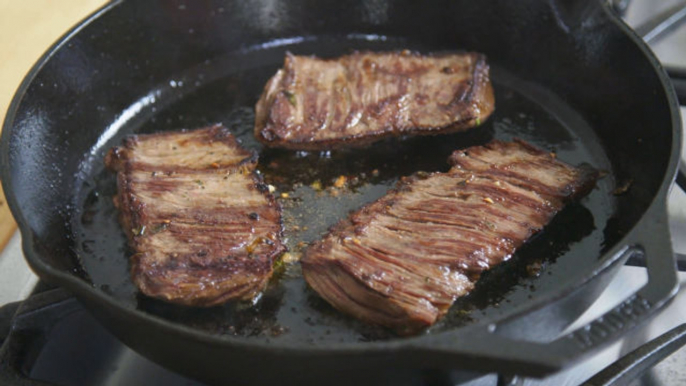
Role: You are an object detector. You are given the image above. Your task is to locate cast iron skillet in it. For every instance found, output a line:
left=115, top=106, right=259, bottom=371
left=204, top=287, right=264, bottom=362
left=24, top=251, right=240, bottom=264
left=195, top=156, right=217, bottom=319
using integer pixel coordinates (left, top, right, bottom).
left=0, top=0, right=682, bottom=384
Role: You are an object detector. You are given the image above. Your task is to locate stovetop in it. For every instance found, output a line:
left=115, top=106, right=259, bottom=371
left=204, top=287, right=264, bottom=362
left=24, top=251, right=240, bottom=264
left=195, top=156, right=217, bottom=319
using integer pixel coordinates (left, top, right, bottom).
left=2, top=1, right=686, bottom=385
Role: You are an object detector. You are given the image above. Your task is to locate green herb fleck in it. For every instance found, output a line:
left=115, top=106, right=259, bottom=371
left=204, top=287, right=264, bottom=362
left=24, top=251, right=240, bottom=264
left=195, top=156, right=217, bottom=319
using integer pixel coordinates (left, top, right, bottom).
left=273, top=256, right=287, bottom=272
left=131, top=225, right=146, bottom=236
left=151, top=222, right=170, bottom=234
left=195, top=180, right=204, bottom=186
left=475, top=117, right=482, bottom=125
left=283, top=91, right=297, bottom=107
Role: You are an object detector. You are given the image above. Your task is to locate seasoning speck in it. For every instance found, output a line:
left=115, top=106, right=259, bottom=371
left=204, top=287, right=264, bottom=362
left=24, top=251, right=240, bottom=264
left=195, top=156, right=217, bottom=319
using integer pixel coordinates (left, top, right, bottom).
left=267, top=184, right=276, bottom=194
left=270, top=325, right=288, bottom=337
left=151, top=222, right=169, bottom=234
left=612, top=179, right=633, bottom=196
left=133, top=225, right=146, bottom=236
left=283, top=91, right=297, bottom=107
left=526, top=261, right=543, bottom=277
left=483, top=197, right=494, bottom=204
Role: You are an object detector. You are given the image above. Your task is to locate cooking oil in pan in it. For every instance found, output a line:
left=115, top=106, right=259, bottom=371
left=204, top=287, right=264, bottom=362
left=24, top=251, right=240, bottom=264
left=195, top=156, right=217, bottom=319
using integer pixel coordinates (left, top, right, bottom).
left=73, top=42, right=615, bottom=344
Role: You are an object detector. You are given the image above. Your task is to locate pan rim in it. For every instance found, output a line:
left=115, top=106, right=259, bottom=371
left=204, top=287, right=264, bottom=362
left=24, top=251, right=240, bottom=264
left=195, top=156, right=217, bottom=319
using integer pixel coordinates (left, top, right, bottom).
left=0, top=0, right=681, bottom=355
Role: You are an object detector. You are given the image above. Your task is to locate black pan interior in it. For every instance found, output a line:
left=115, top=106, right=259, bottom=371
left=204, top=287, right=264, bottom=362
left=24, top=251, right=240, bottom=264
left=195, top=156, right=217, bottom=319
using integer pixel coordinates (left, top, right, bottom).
left=71, top=35, right=615, bottom=344
left=4, top=0, right=674, bottom=346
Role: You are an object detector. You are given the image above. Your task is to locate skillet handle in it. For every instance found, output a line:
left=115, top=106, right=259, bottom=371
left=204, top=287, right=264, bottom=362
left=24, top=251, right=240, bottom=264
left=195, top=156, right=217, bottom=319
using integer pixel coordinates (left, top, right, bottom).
left=0, top=288, right=78, bottom=386
left=411, top=207, right=679, bottom=377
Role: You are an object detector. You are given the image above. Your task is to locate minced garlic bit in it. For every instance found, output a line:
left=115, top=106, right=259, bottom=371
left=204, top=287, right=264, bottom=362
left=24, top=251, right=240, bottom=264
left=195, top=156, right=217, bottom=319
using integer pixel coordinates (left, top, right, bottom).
left=483, top=197, right=494, bottom=204
left=343, top=236, right=362, bottom=245
left=267, top=184, right=276, bottom=193
left=333, top=175, right=347, bottom=188
left=494, top=181, right=502, bottom=187
left=281, top=252, right=302, bottom=264
left=245, top=237, right=264, bottom=254
left=310, top=180, right=323, bottom=191
left=280, top=192, right=289, bottom=198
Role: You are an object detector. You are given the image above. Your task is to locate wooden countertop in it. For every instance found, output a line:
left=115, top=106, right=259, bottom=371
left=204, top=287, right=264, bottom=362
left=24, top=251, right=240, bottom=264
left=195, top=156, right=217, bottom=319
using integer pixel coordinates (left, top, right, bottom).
left=0, top=1, right=107, bottom=250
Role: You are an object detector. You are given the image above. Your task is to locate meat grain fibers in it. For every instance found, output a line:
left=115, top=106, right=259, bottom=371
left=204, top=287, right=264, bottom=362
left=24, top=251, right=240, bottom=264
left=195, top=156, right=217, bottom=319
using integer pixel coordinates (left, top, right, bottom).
left=301, top=140, right=598, bottom=334
left=255, top=51, right=495, bottom=150
left=105, top=125, right=285, bottom=307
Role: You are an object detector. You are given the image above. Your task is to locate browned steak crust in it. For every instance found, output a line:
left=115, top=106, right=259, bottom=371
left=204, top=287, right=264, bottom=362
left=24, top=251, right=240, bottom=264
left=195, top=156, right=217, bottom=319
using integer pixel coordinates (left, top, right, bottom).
left=255, top=51, right=495, bottom=150
left=105, top=125, right=285, bottom=307
left=301, top=140, right=598, bottom=335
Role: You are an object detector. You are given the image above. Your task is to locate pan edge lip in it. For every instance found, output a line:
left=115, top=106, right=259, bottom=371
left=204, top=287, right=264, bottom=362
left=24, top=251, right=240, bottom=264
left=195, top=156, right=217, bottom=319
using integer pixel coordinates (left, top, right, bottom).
left=601, top=0, right=683, bottom=192
left=0, top=1, right=125, bottom=247
left=0, top=0, right=681, bottom=358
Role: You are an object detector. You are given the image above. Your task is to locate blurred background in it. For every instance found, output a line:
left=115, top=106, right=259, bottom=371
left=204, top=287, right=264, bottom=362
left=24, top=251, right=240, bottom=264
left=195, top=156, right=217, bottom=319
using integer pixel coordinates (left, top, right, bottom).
left=0, top=1, right=106, bottom=303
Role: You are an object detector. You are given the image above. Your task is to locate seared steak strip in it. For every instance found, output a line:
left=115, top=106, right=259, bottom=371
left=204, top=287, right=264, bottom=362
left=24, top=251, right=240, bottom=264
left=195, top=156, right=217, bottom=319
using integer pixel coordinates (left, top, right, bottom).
left=105, top=125, right=285, bottom=307
left=301, top=140, right=598, bottom=334
left=255, top=51, right=495, bottom=150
